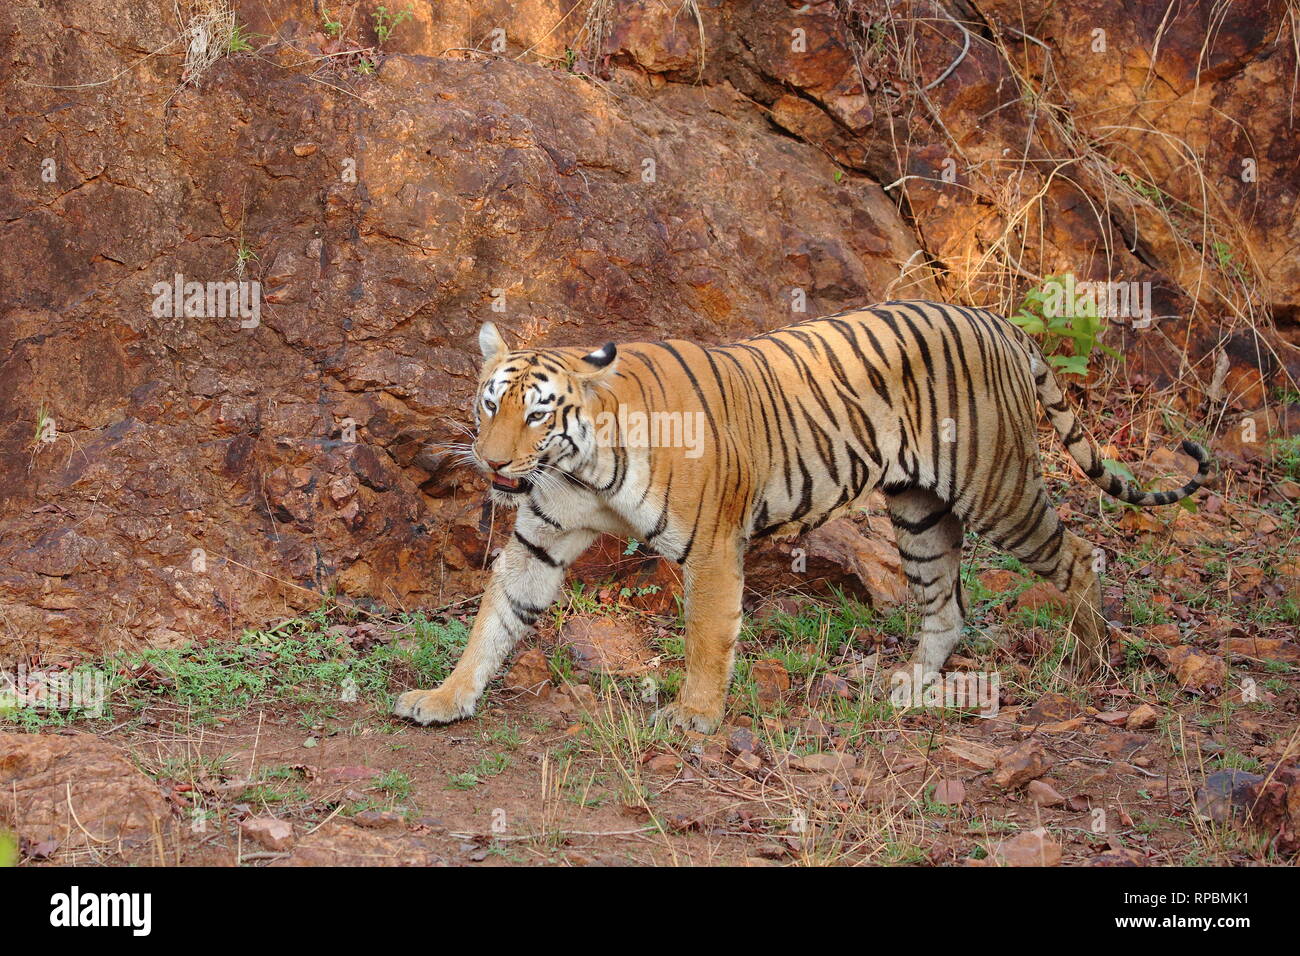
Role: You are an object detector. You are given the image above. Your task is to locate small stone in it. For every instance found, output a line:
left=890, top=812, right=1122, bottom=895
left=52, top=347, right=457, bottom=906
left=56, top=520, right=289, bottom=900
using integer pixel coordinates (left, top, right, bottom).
left=728, top=727, right=758, bottom=755
left=644, top=754, right=680, bottom=774
left=1025, top=692, right=1082, bottom=724
left=503, top=647, right=551, bottom=696
left=810, top=673, right=852, bottom=700
left=1014, top=581, right=1067, bottom=613
left=977, top=569, right=1019, bottom=593
left=1194, top=769, right=1264, bottom=823
left=353, top=810, right=404, bottom=829
left=1125, top=703, right=1158, bottom=730
left=750, top=659, right=790, bottom=704
left=1026, top=779, right=1065, bottom=807
left=327, top=474, right=358, bottom=503
left=241, top=817, right=294, bottom=851
left=985, top=827, right=1061, bottom=866
left=991, top=740, right=1051, bottom=790
left=1161, top=646, right=1227, bottom=692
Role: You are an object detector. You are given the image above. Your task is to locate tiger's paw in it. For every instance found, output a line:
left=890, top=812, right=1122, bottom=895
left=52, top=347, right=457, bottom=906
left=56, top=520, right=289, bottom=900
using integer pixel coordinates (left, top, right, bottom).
left=651, top=700, right=723, bottom=735
left=393, top=687, right=475, bottom=725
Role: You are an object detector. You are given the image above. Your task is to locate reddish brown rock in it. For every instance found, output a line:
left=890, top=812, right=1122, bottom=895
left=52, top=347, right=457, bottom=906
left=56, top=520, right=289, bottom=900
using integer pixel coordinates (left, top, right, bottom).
left=1241, top=762, right=1300, bottom=857
left=241, top=816, right=294, bottom=851
left=810, top=673, right=853, bottom=701
left=991, top=740, right=1052, bottom=791
left=503, top=647, right=552, bottom=696
left=802, top=517, right=907, bottom=607
left=1026, top=779, right=1066, bottom=808
left=732, top=751, right=764, bottom=773
left=644, top=753, right=681, bottom=774
left=0, top=732, right=169, bottom=851
left=1221, top=636, right=1300, bottom=665
left=561, top=616, right=652, bottom=677
left=1160, top=645, right=1228, bottom=692
left=985, top=828, right=1062, bottom=867
left=745, top=512, right=906, bottom=604
left=0, top=2, right=929, bottom=660
left=273, top=821, right=443, bottom=866
left=1125, top=703, right=1159, bottom=730
left=977, top=569, right=1020, bottom=595
left=1024, top=692, right=1082, bottom=725
left=749, top=658, right=791, bottom=705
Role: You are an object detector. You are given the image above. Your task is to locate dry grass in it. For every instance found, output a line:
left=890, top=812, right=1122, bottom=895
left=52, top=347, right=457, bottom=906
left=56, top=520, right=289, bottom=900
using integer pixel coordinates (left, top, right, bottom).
left=177, top=0, right=240, bottom=86
left=832, top=0, right=1292, bottom=419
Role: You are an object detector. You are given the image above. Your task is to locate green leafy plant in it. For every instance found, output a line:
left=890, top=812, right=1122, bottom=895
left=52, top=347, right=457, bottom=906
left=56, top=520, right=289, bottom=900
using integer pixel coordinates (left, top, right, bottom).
left=321, top=7, right=343, bottom=37
left=226, top=22, right=254, bottom=54
left=1010, top=275, right=1121, bottom=376
left=1213, top=240, right=1247, bottom=282
left=372, top=5, right=412, bottom=45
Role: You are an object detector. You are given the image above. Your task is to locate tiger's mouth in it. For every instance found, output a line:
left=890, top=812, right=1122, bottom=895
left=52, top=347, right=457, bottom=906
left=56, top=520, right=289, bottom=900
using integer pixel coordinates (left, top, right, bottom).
left=490, top=472, right=532, bottom=494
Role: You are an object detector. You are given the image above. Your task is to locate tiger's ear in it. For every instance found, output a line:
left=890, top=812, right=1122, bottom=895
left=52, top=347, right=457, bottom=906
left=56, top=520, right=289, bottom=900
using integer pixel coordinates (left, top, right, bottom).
left=576, top=342, right=617, bottom=378
left=478, top=322, right=506, bottom=362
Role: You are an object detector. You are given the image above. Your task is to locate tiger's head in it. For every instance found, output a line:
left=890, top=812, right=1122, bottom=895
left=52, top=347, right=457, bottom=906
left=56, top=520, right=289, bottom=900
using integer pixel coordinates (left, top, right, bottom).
left=471, top=322, right=618, bottom=496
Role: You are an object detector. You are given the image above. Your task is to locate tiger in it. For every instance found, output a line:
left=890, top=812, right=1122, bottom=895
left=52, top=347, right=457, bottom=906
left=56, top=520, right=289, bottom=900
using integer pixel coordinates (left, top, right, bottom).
left=394, top=300, right=1211, bottom=733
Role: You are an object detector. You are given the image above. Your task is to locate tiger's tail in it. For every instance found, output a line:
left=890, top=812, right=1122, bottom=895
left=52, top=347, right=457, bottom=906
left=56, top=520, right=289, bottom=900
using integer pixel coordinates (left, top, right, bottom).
left=1030, top=353, right=1212, bottom=506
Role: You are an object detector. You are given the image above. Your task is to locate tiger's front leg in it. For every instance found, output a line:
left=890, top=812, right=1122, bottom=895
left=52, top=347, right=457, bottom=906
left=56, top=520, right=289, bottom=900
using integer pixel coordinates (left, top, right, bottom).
left=394, top=510, right=595, bottom=725
left=656, top=541, right=744, bottom=735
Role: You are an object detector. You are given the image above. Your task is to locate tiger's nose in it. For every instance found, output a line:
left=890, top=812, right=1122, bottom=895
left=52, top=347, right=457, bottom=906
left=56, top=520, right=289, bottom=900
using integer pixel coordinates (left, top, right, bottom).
left=484, top=458, right=511, bottom=471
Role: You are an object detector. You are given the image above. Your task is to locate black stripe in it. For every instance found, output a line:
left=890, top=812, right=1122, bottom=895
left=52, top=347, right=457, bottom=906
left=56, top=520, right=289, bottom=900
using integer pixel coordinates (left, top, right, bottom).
left=526, top=503, right=563, bottom=529
left=506, top=594, right=548, bottom=625
left=514, top=530, right=560, bottom=567
left=892, top=506, right=950, bottom=536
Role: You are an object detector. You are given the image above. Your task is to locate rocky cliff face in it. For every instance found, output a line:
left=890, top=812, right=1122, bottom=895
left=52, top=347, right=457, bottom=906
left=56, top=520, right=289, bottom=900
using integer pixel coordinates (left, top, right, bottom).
left=1, top=0, right=1296, bottom=657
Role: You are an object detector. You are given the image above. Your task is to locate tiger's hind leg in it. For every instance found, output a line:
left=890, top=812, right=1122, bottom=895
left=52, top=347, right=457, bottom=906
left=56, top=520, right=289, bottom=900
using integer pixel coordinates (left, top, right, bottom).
left=980, top=488, right=1109, bottom=679
left=887, top=488, right=966, bottom=677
